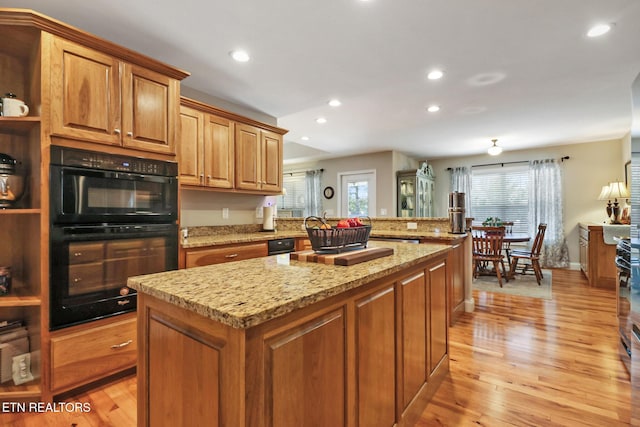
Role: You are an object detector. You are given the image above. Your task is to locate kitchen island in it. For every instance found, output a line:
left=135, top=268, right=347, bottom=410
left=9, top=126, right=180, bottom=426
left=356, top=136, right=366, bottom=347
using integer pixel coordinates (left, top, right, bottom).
left=128, top=241, right=451, bottom=427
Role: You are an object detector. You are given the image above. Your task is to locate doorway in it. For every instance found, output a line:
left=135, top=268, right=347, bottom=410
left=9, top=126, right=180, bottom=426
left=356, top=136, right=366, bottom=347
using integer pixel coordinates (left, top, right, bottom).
left=338, top=170, right=376, bottom=217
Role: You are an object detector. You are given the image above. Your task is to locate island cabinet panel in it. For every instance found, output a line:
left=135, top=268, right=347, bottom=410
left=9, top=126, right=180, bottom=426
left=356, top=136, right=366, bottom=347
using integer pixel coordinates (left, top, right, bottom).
left=136, top=249, right=450, bottom=427
left=147, top=314, right=220, bottom=427
left=428, top=261, right=448, bottom=374
left=448, top=241, right=465, bottom=325
left=138, top=295, right=245, bottom=427
left=264, top=309, right=346, bottom=427
left=399, top=271, right=427, bottom=410
left=355, top=286, right=396, bottom=427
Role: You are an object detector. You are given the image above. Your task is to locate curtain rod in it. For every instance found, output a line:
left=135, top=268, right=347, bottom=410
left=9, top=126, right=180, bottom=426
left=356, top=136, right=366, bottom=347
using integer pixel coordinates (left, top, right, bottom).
left=446, top=156, right=569, bottom=171
left=284, top=168, right=324, bottom=176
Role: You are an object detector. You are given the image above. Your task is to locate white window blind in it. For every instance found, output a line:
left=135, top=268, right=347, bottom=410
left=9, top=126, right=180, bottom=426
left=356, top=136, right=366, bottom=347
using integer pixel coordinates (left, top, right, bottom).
left=471, top=163, right=529, bottom=234
left=279, top=174, right=306, bottom=216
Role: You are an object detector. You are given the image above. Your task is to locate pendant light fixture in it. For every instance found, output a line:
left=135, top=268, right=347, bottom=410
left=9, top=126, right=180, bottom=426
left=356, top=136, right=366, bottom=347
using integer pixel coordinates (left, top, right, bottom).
left=488, top=138, right=502, bottom=156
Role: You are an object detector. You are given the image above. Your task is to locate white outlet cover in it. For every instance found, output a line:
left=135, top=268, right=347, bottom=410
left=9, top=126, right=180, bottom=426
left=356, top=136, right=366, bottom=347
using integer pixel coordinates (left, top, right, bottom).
left=222, top=208, right=229, bottom=219
left=407, top=222, right=418, bottom=230
left=256, top=207, right=263, bottom=218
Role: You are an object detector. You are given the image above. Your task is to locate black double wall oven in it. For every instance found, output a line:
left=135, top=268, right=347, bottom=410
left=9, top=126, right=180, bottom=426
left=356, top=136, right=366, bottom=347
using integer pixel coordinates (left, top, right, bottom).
left=49, top=146, right=178, bottom=330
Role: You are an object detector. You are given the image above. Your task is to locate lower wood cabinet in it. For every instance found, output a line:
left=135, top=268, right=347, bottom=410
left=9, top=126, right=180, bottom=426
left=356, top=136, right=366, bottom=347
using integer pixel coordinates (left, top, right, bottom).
left=183, top=242, right=268, bottom=268
left=447, top=240, right=465, bottom=326
left=579, top=223, right=617, bottom=288
left=265, top=309, right=346, bottom=426
left=138, top=253, right=450, bottom=427
left=50, top=314, right=136, bottom=394
left=355, top=286, right=396, bottom=426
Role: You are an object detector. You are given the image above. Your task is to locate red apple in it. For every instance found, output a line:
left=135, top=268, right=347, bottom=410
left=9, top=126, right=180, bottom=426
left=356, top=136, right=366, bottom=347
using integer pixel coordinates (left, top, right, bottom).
left=337, top=219, right=351, bottom=228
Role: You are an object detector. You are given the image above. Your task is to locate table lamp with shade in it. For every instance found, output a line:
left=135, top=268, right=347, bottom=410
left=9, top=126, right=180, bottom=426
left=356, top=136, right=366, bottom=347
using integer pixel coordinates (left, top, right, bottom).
left=599, top=181, right=630, bottom=223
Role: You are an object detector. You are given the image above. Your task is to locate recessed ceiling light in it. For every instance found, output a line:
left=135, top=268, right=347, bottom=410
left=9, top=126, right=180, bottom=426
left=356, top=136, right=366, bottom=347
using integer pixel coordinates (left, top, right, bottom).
left=427, top=105, right=440, bottom=113
left=229, top=50, right=250, bottom=62
left=328, top=99, right=342, bottom=107
left=587, top=23, right=612, bottom=38
left=301, top=136, right=310, bottom=141
left=316, top=117, right=327, bottom=124
left=427, top=70, right=444, bottom=80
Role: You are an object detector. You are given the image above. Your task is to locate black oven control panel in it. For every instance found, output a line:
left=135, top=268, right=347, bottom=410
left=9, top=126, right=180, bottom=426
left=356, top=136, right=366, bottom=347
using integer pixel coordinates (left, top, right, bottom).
left=51, top=146, right=177, bottom=176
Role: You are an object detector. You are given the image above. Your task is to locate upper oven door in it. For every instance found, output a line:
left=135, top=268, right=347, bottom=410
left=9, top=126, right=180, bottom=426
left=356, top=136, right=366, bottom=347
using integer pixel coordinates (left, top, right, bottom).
left=50, top=164, right=177, bottom=224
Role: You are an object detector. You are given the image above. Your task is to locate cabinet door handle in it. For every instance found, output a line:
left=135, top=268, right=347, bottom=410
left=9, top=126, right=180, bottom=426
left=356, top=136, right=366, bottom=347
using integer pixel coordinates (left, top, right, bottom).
left=225, top=253, right=239, bottom=258
left=117, top=299, right=131, bottom=306
left=74, top=252, right=82, bottom=257
left=111, top=339, right=133, bottom=349
left=127, top=131, right=133, bottom=137
left=114, top=128, right=121, bottom=135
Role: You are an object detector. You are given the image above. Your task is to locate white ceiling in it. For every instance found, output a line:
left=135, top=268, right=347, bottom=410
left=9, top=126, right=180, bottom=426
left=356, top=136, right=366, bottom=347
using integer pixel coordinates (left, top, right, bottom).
left=3, top=0, right=640, bottom=163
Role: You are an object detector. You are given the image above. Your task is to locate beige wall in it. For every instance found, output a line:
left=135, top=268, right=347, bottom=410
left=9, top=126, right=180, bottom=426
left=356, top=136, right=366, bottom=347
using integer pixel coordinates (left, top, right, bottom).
left=428, top=137, right=628, bottom=267
left=283, top=150, right=418, bottom=217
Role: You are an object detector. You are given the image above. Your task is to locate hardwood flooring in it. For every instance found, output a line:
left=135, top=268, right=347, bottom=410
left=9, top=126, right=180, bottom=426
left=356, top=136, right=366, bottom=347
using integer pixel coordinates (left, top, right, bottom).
left=419, top=268, right=632, bottom=426
left=1, top=269, right=631, bottom=426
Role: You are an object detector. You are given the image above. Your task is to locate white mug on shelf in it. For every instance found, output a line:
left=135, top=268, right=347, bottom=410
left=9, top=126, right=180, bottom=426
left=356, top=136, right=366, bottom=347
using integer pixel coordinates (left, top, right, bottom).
left=1, top=95, right=29, bottom=117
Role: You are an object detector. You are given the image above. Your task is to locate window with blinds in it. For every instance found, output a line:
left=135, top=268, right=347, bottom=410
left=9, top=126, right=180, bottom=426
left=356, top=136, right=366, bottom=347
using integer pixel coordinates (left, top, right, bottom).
left=279, top=174, right=306, bottom=216
left=471, top=164, right=529, bottom=234
left=631, top=153, right=640, bottom=239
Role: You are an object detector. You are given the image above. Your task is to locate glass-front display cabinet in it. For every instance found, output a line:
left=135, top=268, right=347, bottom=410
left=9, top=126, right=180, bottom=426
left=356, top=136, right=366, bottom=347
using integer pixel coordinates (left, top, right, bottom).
left=397, top=162, right=435, bottom=217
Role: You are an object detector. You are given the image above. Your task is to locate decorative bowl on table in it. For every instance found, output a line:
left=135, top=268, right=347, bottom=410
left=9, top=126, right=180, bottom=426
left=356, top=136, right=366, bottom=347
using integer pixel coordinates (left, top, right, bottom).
left=304, top=216, right=372, bottom=253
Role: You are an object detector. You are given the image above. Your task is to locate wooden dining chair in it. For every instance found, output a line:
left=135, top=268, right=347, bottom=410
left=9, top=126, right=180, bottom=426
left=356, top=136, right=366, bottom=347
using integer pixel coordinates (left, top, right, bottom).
left=471, top=226, right=509, bottom=287
left=509, top=223, right=547, bottom=285
left=501, top=221, right=515, bottom=264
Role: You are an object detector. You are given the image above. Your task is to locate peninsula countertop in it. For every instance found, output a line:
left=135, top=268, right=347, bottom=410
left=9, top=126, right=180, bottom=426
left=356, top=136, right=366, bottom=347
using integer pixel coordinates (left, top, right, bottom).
left=128, top=241, right=450, bottom=329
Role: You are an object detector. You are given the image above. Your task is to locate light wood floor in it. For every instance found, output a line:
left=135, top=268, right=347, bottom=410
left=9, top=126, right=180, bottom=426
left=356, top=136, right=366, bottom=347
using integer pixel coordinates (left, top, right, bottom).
left=1, top=269, right=631, bottom=426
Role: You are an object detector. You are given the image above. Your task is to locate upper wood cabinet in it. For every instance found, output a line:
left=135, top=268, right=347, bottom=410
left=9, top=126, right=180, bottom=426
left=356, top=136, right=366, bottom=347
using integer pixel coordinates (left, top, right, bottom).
left=179, top=105, right=234, bottom=188
left=179, top=97, right=286, bottom=194
left=235, top=123, right=283, bottom=193
left=49, top=36, right=180, bottom=155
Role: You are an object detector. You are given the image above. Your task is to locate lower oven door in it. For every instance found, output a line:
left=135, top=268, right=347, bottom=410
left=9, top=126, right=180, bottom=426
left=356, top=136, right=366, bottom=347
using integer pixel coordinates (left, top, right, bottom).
left=50, top=223, right=178, bottom=330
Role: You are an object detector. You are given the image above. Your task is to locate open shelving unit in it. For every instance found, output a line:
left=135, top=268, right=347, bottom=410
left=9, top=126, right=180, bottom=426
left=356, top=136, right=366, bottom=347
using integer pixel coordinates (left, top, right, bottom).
left=0, top=23, right=45, bottom=401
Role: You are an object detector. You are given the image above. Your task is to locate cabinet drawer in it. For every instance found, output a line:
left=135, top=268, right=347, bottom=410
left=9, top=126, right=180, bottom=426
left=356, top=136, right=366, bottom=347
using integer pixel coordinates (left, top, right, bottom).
left=69, top=242, right=105, bottom=264
left=579, top=226, right=589, bottom=241
left=50, top=316, right=136, bottom=392
left=68, top=262, right=105, bottom=295
left=185, top=242, right=268, bottom=268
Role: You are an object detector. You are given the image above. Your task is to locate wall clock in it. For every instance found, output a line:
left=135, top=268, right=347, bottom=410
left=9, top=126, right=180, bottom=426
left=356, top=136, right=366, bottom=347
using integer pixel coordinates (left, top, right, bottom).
left=323, top=186, right=334, bottom=199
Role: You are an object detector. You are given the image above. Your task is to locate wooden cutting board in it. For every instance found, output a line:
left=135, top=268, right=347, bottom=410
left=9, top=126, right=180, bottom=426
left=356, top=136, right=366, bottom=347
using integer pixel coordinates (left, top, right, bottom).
left=290, top=247, right=394, bottom=266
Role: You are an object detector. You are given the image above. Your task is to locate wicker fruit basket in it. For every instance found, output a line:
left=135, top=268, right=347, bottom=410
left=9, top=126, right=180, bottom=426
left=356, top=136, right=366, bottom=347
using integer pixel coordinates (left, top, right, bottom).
left=304, top=216, right=372, bottom=253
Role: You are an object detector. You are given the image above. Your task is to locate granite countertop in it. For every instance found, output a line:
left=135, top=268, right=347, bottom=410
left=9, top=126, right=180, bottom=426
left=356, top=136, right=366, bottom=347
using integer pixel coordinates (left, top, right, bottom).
left=128, top=241, right=450, bottom=329
left=181, top=229, right=466, bottom=249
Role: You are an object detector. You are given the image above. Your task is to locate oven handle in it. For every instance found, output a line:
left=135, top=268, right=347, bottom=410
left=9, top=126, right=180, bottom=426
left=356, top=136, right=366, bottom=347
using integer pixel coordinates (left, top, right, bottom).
left=60, top=165, right=174, bottom=183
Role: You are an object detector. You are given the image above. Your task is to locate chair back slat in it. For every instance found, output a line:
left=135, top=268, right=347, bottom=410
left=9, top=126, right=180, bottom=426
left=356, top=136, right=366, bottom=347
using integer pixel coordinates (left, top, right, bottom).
left=472, top=226, right=505, bottom=257
left=530, top=223, right=547, bottom=256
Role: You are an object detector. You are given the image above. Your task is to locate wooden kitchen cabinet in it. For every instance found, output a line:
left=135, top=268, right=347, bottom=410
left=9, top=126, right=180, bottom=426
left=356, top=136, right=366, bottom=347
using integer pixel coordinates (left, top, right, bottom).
left=0, top=9, right=188, bottom=402
left=579, top=223, right=617, bottom=289
left=183, top=242, right=268, bottom=268
left=179, top=102, right=234, bottom=188
left=448, top=240, right=465, bottom=325
left=235, top=123, right=283, bottom=193
left=49, top=314, right=136, bottom=394
left=138, top=252, right=450, bottom=427
left=179, top=97, right=286, bottom=194
left=49, top=35, right=181, bottom=156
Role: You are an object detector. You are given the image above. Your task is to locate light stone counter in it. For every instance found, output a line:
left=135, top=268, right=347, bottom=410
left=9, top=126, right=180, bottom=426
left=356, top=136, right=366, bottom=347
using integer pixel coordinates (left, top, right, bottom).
left=181, top=229, right=465, bottom=249
left=128, top=240, right=450, bottom=329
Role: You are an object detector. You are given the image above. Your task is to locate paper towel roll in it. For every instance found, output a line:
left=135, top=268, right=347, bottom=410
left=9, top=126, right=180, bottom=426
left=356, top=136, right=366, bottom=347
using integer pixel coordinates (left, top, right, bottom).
left=263, top=206, right=274, bottom=230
